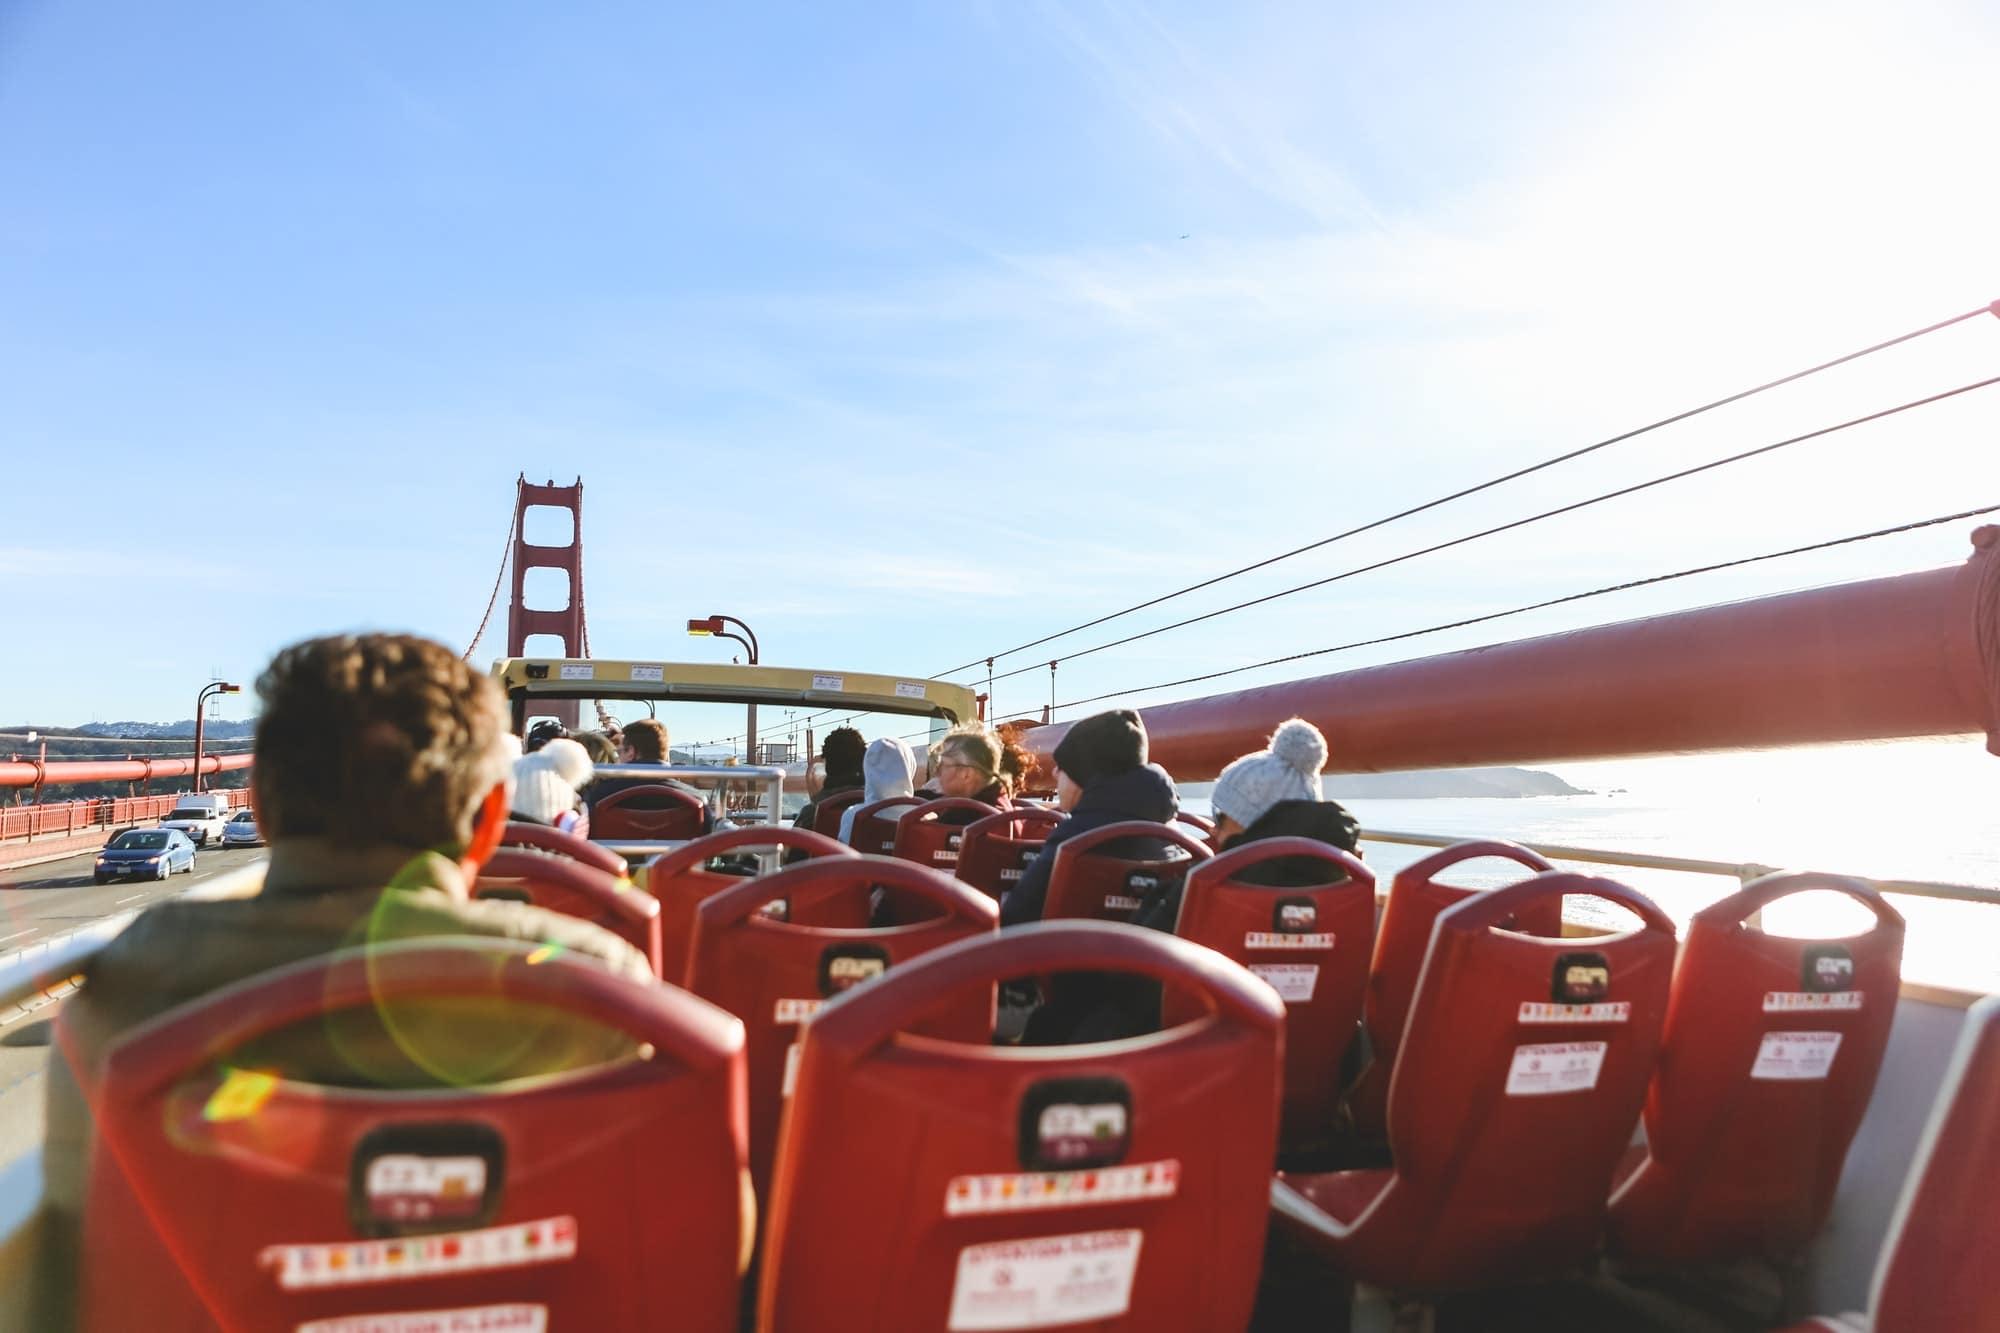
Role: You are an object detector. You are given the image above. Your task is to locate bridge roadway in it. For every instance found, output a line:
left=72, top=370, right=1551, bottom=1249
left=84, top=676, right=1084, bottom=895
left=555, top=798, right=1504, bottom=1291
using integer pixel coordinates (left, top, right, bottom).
left=0, top=847, right=267, bottom=1178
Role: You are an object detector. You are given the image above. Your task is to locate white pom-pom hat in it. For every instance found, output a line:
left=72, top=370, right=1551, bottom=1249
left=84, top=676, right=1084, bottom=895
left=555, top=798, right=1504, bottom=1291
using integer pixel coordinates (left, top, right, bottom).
left=1209, top=718, right=1328, bottom=830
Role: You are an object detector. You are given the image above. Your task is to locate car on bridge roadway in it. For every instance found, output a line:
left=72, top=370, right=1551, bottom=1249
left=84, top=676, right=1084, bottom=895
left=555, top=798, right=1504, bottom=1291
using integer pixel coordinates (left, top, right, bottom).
left=220, top=809, right=262, bottom=848
left=159, top=804, right=228, bottom=847
left=94, top=829, right=196, bottom=883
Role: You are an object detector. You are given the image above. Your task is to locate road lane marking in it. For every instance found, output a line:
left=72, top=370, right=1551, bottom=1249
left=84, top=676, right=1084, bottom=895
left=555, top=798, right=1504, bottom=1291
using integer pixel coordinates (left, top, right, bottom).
left=115, top=894, right=151, bottom=905
left=0, top=931, right=32, bottom=943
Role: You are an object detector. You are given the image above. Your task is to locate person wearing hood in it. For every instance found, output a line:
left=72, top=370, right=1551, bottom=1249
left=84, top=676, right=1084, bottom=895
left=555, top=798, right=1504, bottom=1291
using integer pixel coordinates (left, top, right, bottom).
left=510, top=737, right=594, bottom=834
left=837, top=736, right=919, bottom=846
left=1001, top=709, right=1177, bottom=928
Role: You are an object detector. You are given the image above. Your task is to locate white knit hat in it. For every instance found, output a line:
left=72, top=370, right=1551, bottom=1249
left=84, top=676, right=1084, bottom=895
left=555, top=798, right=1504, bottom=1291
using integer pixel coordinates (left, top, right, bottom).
left=511, top=737, right=593, bottom=826
left=1209, top=718, right=1328, bottom=830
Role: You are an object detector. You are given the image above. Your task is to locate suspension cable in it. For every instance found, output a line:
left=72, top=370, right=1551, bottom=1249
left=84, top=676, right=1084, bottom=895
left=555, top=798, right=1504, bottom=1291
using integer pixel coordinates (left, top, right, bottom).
left=935, top=300, right=2000, bottom=677
left=1038, top=501, right=2000, bottom=715
left=462, top=477, right=521, bottom=662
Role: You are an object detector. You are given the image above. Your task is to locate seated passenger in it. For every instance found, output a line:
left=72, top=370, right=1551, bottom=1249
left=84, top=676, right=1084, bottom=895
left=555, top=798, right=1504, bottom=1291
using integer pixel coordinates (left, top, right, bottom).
left=32, top=633, right=654, bottom=1331
left=510, top=736, right=593, bottom=833
left=570, top=728, right=618, bottom=766
left=585, top=716, right=714, bottom=834
left=1001, top=708, right=1177, bottom=927
left=791, top=725, right=866, bottom=833
left=1208, top=717, right=1358, bottom=865
left=836, top=736, right=918, bottom=845
left=523, top=717, right=568, bottom=753
left=914, top=723, right=1019, bottom=817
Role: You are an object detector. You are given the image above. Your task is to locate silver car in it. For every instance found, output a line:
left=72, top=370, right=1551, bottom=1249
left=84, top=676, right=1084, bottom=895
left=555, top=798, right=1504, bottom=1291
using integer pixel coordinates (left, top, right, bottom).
left=221, top=809, right=262, bottom=848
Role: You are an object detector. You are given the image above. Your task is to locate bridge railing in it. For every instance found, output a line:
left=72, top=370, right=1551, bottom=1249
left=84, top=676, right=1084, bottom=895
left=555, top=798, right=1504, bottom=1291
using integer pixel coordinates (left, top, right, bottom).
left=0, top=791, right=252, bottom=842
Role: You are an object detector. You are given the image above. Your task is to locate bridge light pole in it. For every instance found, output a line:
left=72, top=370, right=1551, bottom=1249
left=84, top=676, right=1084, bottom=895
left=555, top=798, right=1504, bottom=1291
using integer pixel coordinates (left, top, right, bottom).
left=688, top=615, right=759, bottom=762
left=193, top=680, right=240, bottom=794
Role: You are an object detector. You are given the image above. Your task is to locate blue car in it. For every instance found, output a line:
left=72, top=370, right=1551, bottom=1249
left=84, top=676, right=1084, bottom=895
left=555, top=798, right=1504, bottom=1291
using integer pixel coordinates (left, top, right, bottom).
left=94, top=828, right=197, bottom=884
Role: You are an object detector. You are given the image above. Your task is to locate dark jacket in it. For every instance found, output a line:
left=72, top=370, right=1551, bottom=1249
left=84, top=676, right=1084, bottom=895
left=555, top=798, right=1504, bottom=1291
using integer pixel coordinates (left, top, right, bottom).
left=791, top=773, right=863, bottom=835
left=1131, top=798, right=1361, bottom=932
left=1001, top=764, right=1178, bottom=927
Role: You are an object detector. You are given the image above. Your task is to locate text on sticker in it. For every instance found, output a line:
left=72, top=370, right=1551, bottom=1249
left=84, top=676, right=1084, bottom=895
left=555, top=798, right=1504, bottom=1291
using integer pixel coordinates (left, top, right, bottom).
left=558, top=664, right=594, bottom=681
left=1249, top=963, right=1319, bottom=1003
left=1751, top=1030, right=1842, bottom=1080
left=1517, top=1001, right=1631, bottom=1024
left=895, top=681, right=927, bottom=699
left=773, top=998, right=822, bottom=1024
left=297, top=1303, right=549, bottom=1333
left=1763, top=991, right=1863, bottom=1012
left=1505, top=1041, right=1607, bottom=1096
left=262, top=1217, right=576, bottom=1291
left=948, top=1229, right=1142, bottom=1331
left=629, top=665, right=665, bottom=683
left=945, top=1161, right=1179, bottom=1216
left=811, top=674, right=845, bottom=691
left=1245, top=931, right=1334, bottom=950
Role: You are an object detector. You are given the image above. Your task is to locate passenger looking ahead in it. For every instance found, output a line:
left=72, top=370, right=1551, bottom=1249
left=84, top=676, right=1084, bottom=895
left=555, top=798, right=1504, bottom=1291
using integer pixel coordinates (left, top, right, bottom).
left=1001, top=708, right=1178, bottom=927
left=31, top=633, right=654, bottom=1331
left=1208, top=717, right=1358, bottom=866
left=792, top=725, right=866, bottom=833
left=836, top=736, right=918, bottom=846
left=510, top=736, right=594, bottom=833
left=584, top=716, right=714, bottom=835
left=916, top=723, right=1019, bottom=816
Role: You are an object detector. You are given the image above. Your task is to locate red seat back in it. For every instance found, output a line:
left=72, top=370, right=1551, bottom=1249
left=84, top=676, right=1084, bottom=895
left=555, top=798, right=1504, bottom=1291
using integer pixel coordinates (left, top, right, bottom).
left=1872, top=993, right=2000, bottom=1332
left=844, top=796, right=925, bottom=854
left=1164, top=837, right=1376, bottom=1149
left=1351, top=839, right=1560, bottom=1135
left=759, top=921, right=1285, bottom=1332
left=499, top=820, right=630, bottom=878
left=645, top=826, right=858, bottom=984
left=809, top=788, right=865, bottom=839
left=589, top=783, right=707, bottom=841
left=892, top=798, right=1001, bottom=871
left=685, top=856, right=999, bottom=1200
left=1316, top=873, right=1674, bottom=1289
left=1174, top=811, right=1216, bottom=839
left=1043, top=820, right=1214, bottom=925
left=1607, top=872, right=1904, bottom=1265
left=479, top=848, right=664, bottom=978
left=79, top=941, right=747, bottom=1333
left=956, top=807, right=1065, bottom=901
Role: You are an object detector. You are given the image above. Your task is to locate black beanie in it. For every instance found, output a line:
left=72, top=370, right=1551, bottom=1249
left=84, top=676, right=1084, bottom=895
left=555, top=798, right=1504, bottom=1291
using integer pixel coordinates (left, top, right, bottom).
left=1052, top=709, right=1148, bottom=786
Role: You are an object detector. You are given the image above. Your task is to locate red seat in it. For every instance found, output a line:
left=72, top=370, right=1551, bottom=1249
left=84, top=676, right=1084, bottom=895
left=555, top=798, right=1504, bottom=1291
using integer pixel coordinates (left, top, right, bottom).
left=1175, top=810, right=1217, bottom=839
left=759, top=920, right=1285, bottom=1332
left=892, top=797, right=1001, bottom=871
left=1043, top=820, right=1214, bottom=925
left=843, top=795, right=925, bottom=854
left=1349, top=839, right=1561, bottom=1137
left=1273, top=873, right=1675, bottom=1292
left=499, top=820, right=631, bottom=878
left=684, top=855, right=999, bottom=1200
left=1768, top=994, right=2000, bottom=1333
left=809, top=788, right=865, bottom=839
left=79, top=940, right=747, bottom=1333
left=589, top=783, right=707, bottom=841
left=1164, top=836, right=1376, bottom=1151
left=1608, top=872, right=1904, bottom=1266
left=479, top=847, right=664, bottom=978
left=645, top=826, right=857, bottom=985
left=956, top=807, right=1064, bottom=901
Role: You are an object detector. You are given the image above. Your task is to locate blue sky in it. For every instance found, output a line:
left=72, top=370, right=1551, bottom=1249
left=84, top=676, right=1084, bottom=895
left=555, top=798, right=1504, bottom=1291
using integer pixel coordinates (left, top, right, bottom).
left=4, top=0, right=1997, bottom=790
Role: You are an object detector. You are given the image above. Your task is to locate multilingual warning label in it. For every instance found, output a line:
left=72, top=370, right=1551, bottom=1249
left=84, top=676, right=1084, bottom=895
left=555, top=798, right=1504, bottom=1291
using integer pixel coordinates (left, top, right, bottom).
left=1762, top=991, right=1863, bottom=1012
left=1517, top=1001, right=1630, bottom=1024
left=1751, top=1030, right=1842, bottom=1080
left=296, top=1304, right=547, bottom=1333
left=773, top=997, right=822, bottom=1024
left=947, top=1229, right=1143, bottom=1330
left=263, top=1218, right=575, bottom=1291
left=629, top=665, right=665, bottom=682
left=1104, top=895, right=1142, bottom=912
left=557, top=664, right=594, bottom=681
left=1505, top=1041, right=1607, bottom=1096
left=945, top=1162, right=1179, bottom=1216
left=1250, top=964, right=1319, bottom=1003
left=1244, top=932, right=1334, bottom=950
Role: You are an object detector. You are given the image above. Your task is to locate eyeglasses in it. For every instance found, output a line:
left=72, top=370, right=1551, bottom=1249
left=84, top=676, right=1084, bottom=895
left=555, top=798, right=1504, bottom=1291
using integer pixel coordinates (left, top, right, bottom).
left=939, top=761, right=989, bottom=775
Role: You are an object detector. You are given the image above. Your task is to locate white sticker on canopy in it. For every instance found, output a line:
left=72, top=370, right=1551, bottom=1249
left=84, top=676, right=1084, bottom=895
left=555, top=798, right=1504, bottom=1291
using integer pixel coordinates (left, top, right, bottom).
left=1245, top=931, right=1334, bottom=950
left=1517, top=1001, right=1631, bottom=1024
left=773, top=998, right=823, bottom=1024
left=1505, top=1041, right=1607, bottom=1096
left=812, top=674, right=845, bottom=692
left=1752, top=1030, right=1842, bottom=1080
left=296, top=1303, right=548, bottom=1333
left=629, top=664, right=665, bottom=683
left=1763, top=991, right=1863, bottom=1012
left=896, top=681, right=928, bottom=699
left=557, top=664, right=594, bottom=681
left=263, top=1217, right=575, bottom=1290
left=1250, top=964, right=1319, bottom=1003
left=948, top=1229, right=1143, bottom=1330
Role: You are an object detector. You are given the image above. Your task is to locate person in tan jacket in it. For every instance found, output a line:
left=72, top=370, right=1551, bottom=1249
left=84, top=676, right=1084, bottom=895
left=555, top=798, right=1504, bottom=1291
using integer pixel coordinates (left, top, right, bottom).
left=30, top=632, right=655, bottom=1330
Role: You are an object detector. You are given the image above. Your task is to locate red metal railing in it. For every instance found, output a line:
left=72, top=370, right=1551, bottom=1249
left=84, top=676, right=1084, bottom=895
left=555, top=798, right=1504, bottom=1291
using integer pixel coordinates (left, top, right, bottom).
left=0, top=753, right=254, bottom=789
left=0, top=790, right=253, bottom=842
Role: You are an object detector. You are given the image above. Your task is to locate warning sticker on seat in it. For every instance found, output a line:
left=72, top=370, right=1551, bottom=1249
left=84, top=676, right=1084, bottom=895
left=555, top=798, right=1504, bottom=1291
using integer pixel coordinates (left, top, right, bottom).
left=1245, top=931, right=1334, bottom=950
left=1762, top=991, right=1863, bottom=1012
left=946, top=1161, right=1178, bottom=1216
left=297, top=1303, right=548, bottom=1333
left=263, top=1217, right=575, bottom=1290
left=1250, top=964, right=1319, bottom=1003
left=1505, top=1041, right=1607, bottom=1096
left=773, top=998, right=823, bottom=1024
left=947, top=1229, right=1143, bottom=1329
left=1751, top=1030, right=1842, bottom=1080
left=1517, top=1002, right=1630, bottom=1024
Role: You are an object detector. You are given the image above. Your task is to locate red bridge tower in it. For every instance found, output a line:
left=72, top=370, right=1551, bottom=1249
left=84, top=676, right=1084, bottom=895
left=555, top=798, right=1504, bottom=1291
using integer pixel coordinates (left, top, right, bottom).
left=507, top=476, right=587, bottom=730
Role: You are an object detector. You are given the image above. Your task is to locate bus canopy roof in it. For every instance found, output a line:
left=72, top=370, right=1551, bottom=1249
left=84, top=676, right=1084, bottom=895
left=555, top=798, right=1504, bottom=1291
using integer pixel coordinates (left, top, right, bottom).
left=489, top=658, right=980, bottom=724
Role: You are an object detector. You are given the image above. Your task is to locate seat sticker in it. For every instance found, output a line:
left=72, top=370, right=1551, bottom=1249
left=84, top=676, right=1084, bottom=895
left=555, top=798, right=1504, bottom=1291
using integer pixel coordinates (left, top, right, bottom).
left=1552, top=952, right=1611, bottom=1005
left=1250, top=963, right=1319, bottom=1003
left=1245, top=931, right=1333, bottom=950
left=364, top=1156, right=488, bottom=1226
left=945, top=1161, right=1179, bottom=1216
left=1802, top=944, right=1856, bottom=992
left=773, top=997, right=822, bottom=1023
left=947, top=1229, right=1143, bottom=1330
left=1752, top=1030, right=1842, bottom=1080
left=296, top=1303, right=548, bottom=1332
left=1037, top=1102, right=1128, bottom=1165
left=1275, top=899, right=1317, bottom=933
left=1517, top=1001, right=1630, bottom=1024
left=1505, top=1041, right=1607, bottom=1095
left=1103, top=895, right=1142, bottom=912
left=1763, top=991, right=1863, bottom=1012
left=263, top=1217, right=576, bottom=1290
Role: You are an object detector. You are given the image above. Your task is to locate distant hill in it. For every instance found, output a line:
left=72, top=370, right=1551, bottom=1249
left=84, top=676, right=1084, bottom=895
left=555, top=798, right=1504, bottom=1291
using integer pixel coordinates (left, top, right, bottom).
left=74, top=719, right=255, bottom=740
left=1180, top=766, right=1587, bottom=801
left=3, top=721, right=253, bottom=800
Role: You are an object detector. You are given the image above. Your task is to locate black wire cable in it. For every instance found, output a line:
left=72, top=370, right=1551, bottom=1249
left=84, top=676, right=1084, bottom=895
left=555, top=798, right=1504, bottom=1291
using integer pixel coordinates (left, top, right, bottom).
left=935, top=301, right=2000, bottom=677
left=1039, top=501, right=2000, bottom=715
left=974, top=373, right=2000, bottom=688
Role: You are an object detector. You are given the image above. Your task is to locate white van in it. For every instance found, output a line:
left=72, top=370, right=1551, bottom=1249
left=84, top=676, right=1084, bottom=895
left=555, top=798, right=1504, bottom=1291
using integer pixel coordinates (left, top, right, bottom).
left=159, top=793, right=231, bottom=846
